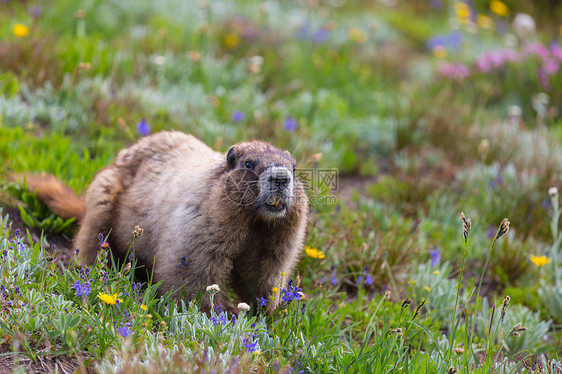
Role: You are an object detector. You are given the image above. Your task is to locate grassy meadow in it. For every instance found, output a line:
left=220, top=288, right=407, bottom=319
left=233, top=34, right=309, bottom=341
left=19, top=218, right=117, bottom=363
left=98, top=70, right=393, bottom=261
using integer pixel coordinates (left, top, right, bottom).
left=1, top=0, right=562, bottom=372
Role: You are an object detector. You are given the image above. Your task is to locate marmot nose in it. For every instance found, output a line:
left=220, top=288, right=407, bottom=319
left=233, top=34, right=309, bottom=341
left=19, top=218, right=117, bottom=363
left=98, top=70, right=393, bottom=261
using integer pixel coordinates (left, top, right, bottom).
left=268, top=167, right=291, bottom=190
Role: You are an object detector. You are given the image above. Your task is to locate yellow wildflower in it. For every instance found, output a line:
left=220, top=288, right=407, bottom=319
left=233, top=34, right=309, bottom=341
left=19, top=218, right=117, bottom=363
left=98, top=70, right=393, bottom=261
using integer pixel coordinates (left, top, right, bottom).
left=272, top=287, right=279, bottom=293
left=305, top=246, right=326, bottom=259
left=455, top=3, right=471, bottom=21
left=280, top=272, right=286, bottom=276
left=140, top=304, right=147, bottom=311
left=423, top=286, right=431, bottom=292
left=409, top=279, right=417, bottom=285
left=490, top=0, right=509, bottom=16
left=477, top=15, right=494, bottom=29
left=530, top=255, right=551, bottom=267
left=348, top=28, right=367, bottom=43
left=13, top=24, right=30, bottom=38
left=97, top=292, right=122, bottom=305
left=433, top=270, right=440, bottom=276
left=224, top=33, right=239, bottom=50
left=432, top=46, right=447, bottom=58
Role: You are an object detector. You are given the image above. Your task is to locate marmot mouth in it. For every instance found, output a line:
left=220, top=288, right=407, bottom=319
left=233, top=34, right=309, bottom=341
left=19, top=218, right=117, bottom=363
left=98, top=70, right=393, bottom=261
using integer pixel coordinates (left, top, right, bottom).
left=264, top=202, right=287, bottom=212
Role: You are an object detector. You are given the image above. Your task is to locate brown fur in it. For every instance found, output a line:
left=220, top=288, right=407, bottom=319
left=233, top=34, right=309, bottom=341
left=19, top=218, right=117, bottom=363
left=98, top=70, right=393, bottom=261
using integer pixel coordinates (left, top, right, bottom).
left=26, top=131, right=308, bottom=313
left=22, top=174, right=85, bottom=221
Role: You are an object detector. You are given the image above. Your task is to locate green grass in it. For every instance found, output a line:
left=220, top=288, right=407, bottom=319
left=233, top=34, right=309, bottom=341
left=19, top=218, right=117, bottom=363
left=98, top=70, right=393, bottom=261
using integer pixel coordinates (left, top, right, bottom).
left=1, top=0, right=562, bottom=372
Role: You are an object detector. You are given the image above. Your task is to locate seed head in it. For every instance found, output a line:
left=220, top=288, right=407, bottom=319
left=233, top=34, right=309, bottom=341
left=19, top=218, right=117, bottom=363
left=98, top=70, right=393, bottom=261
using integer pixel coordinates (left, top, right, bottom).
left=448, top=367, right=458, bottom=374
left=496, top=218, right=510, bottom=239
left=508, top=321, right=528, bottom=337
left=206, top=284, right=220, bottom=293
left=548, top=187, right=558, bottom=197
left=401, top=299, right=412, bottom=310
left=237, top=302, right=250, bottom=312
left=461, top=212, right=471, bottom=243
left=500, top=294, right=510, bottom=323
left=413, top=299, right=426, bottom=320
left=133, top=225, right=144, bottom=238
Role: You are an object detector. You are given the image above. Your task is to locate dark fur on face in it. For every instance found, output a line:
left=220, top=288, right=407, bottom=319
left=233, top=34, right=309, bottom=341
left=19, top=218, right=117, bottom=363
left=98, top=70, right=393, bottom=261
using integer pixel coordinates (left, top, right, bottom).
left=224, top=141, right=300, bottom=220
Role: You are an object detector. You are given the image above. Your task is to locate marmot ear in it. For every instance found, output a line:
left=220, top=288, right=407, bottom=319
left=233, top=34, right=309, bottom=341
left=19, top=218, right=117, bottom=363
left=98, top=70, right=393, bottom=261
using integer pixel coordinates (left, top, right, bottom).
left=226, top=146, right=237, bottom=169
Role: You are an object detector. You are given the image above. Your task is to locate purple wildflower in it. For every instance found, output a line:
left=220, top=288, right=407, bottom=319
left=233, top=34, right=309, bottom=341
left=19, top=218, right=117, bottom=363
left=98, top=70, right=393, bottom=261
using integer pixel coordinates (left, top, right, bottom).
left=295, top=22, right=311, bottom=40
left=243, top=338, right=259, bottom=353
left=71, top=280, right=92, bottom=297
left=330, top=267, right=338, bottom=286
left=551, top=44, right=562, bottom=62
left=429, top=247, right=440, bottom=267
left=486, top=225, right=496, bottom=239
left=523, top=42, right=550, bottom=60
left=79, top=267, right=91, bottom=279
left=15, top=229, right=20, bottom=237
left=284, top=117, right=297, bottom=132
left=437, top=62, right=470, bottom=80
left=131, top=282, right=143, bottom=302
left=311, top=28, right=329, bottom=43
left=475, top=49, right=517, bottom=73
left=212, top=312, right=227, bottom=326
left=427, top=31, right=462, bottom=51
left=117, top=323, right=132, bottom=337
left=256, top=297, right=268, bottom=307
left=178, top=256, right=188, bottom=269
left=281, top=279, right=302, bottom=303
left=363, top=267, right=373, bottom=286
left=231, top=110, right=245, bottom=123
left=137, top=118, right=150, bottom=137
left=30, top=6, right=42, bottom=19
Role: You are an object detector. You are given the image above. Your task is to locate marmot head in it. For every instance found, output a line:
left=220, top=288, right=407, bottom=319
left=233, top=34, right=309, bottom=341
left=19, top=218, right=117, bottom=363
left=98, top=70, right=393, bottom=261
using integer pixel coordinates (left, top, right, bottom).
left=223, top=141, right=305, bottom=220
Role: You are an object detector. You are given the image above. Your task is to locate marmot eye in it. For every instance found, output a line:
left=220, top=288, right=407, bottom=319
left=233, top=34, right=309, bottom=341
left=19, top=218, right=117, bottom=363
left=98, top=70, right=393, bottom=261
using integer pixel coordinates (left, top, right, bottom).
left=245, top=161, right=254, bottom=170
left=293, top=165, right=296, bottom=173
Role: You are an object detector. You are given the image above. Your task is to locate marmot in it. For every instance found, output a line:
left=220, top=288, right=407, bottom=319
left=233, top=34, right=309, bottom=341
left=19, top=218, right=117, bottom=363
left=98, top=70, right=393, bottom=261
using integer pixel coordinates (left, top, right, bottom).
left=24, top=131, right=308, bottom=313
